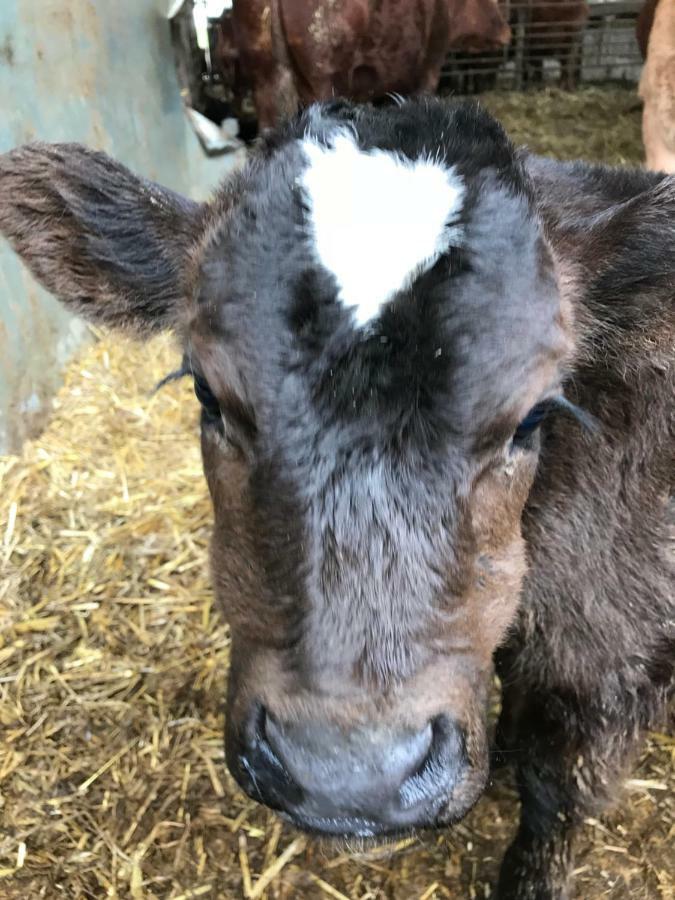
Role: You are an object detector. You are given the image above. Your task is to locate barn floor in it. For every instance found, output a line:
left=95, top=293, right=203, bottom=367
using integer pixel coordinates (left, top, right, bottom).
left=1, top=88, right=672, bottom=900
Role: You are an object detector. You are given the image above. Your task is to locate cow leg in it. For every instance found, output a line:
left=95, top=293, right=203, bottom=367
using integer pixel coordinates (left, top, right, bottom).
left=417, top=1, right=451, bottom=94
left=560, top=35, right=583, bottom=90
left=495, top=688, right=641, bottom=900
left=523, top=56, right=543, bottom=88
left=418, top=64, right=445, bottom=94
left=641, top=57, right=675, bottom=172
left=251, top=66, right=299, bottom=131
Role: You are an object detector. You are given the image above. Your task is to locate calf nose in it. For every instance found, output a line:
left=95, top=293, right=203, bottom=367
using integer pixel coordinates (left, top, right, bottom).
left=236, top=710, right=467, bottom=835
left=266, top=716, right=432, bottom=817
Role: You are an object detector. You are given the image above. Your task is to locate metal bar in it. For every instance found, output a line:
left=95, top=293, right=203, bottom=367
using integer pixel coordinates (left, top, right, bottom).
left=440, top=0, right=642, bottom=95
left=514, top=6, right=527, bottom=91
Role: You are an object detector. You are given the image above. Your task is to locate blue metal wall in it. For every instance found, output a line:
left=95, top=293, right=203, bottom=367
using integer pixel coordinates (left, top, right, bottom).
left=0, top=0, right=243, bottom=452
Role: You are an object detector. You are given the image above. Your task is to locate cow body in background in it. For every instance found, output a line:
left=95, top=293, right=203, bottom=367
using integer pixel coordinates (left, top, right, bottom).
left=639, top=0, right=675, bottom=172
left=636, top=0, right=659, bottom=59
left=521, top=0, right=589, bottom=89
left=446, top=0, right=589, bottom=95
left=216, top=0, right=510, bottom=129
left=0, top=100, right=673, bottom=899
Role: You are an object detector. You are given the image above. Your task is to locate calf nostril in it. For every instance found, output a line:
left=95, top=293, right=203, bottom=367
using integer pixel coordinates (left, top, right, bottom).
left=237, top=706, right=305, bottom=810
left=244, top=703, right=267, bottom=750
left=388, top=722, right=434, bottom=781
left=246, top=707, right=292, bottom=776
left=398, top=716, right=466, bottom=810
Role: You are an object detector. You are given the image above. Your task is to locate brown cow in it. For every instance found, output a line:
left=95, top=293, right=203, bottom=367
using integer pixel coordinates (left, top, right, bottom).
left=639, top=0, right=675, bottom=172
left=446, top=0, right=511, bottom=52
left=216, top=0, right=510, bottom=129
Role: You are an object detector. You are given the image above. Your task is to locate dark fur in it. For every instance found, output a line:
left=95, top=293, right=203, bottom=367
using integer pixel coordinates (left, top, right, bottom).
left=0, top=143, right=200, bottom=331
left=491, top=153, right=675, bottom=898
left=0, top=99, right=672, bottom=899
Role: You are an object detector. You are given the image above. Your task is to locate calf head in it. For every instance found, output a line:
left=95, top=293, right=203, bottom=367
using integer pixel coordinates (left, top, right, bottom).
left=0, top=100, right=572, bottom=837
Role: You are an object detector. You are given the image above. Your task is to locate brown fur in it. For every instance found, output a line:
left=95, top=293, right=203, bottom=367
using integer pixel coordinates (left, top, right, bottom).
left=639, top=0, right=675, bottom=172
left=216, top=0, right=510, bottom=129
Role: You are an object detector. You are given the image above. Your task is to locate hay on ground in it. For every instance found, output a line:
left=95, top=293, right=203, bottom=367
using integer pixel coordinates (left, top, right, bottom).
left=477, top=86, right=645, bottom=164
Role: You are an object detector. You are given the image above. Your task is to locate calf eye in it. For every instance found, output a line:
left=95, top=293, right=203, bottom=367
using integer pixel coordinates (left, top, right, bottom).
left=193, top=373, right=257, bottom=452
left=193, top=374, right=222, bottom=424
left=512, top=402, right=549, bottom=450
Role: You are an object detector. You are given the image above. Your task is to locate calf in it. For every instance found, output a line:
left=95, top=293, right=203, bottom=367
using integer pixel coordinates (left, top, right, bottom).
left=639, top=0, right=675, bottom=172
left=0, top=99, right=672, bottom=899
left=216, top=0, right=510, bottom=129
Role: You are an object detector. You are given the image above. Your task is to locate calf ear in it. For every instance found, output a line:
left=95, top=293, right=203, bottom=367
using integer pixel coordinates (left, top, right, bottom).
left=524, top=154, right=675, bottom=299
left=0, top=143, right=202, bottom=333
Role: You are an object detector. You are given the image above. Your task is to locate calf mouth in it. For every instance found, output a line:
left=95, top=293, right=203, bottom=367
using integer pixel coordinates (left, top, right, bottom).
left=276, top=784, right=488, bottom=842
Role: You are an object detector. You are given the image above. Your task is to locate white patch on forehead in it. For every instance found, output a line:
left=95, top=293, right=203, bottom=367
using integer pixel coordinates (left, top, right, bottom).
left=299, top=132, right=464, bottom=326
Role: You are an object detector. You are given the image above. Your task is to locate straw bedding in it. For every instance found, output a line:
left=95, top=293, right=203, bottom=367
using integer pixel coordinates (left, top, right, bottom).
left=0, top=88, right=672, bottom=899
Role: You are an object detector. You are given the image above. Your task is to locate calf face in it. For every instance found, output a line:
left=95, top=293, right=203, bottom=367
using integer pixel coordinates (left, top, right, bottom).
left=0, top=100, right=572, bottom=837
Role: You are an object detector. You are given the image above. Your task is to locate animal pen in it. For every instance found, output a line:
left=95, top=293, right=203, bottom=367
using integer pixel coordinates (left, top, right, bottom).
left=173, top=0, right=645, bottom=139
left=0, top=3, right=672, bottom=900
left=442, top=0, right=643, bottom=93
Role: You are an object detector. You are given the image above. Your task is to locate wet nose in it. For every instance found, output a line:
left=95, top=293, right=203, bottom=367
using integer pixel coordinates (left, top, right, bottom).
left=234, top=710, right=467, bottom=836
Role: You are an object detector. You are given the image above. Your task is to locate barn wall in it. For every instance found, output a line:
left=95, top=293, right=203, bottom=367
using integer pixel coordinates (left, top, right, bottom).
left=0, top=0, right=244, bottom=453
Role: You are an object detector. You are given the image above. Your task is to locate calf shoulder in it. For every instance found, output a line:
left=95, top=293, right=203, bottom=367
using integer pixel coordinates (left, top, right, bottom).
left=504, top=155, right=674, bottom=720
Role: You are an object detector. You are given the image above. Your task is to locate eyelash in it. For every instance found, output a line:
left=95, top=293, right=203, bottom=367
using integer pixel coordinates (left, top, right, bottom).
left=512, top=396, right=597, bottom=451
left=193, top=374, right=222, bottom=425
left=512, top=402, right=550, bottom=448
left=193, top=374, right=259, bottom=453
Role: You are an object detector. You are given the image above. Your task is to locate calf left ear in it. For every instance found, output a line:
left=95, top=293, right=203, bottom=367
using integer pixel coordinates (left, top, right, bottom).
left=0, top=143, right=203, bottom=333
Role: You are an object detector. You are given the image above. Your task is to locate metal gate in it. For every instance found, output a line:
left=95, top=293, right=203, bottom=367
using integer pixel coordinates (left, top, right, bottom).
left=441, top=0, right=643, bottom=94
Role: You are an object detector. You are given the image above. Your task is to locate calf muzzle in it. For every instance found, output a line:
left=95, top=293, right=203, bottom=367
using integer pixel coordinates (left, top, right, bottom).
left=229, top=707, right=470, bottom=837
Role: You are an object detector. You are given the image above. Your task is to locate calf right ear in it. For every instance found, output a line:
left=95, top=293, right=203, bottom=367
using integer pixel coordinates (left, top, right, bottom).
left=0, top=143, right=203, bottom=333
